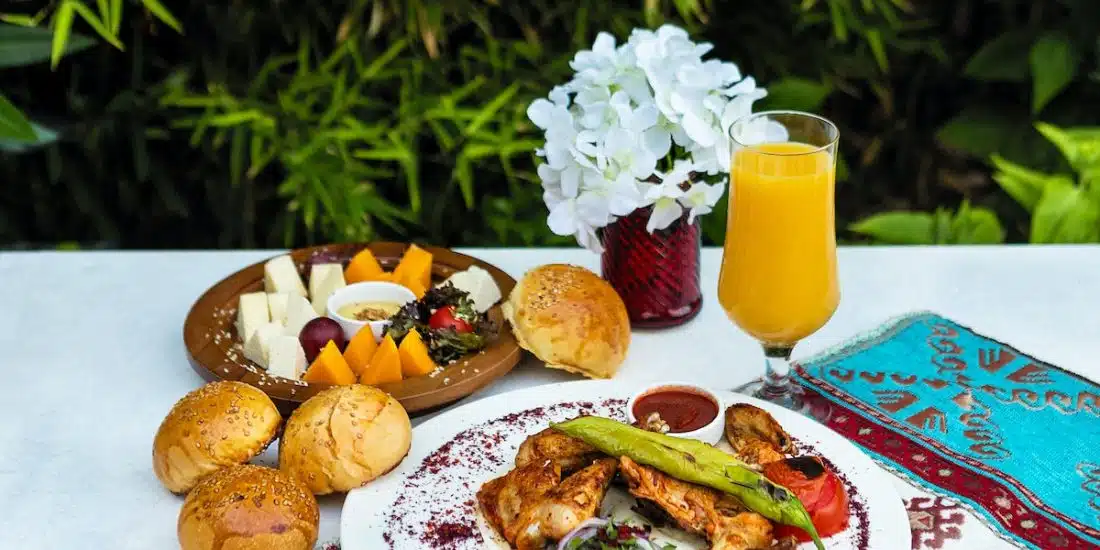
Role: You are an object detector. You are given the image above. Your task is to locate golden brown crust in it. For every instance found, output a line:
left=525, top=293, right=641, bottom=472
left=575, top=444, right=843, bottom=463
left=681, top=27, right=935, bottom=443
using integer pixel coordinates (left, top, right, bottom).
left=178, top=464, right=319, bottom=550
left=503, top=264, right=630, bottom=379
left=153, top=381, right=282, bottom=494
left=724, top=403, right=792, bottom=465
left=279, top=385, right=412, bottom=495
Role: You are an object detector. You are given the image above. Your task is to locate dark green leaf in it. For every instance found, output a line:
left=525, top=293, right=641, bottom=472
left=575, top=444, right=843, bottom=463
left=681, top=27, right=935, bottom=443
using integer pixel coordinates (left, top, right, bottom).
left=1029, top=33, right=1078, bottom=114
left=849, top=211, right=935, bottom=244
left=0, top=22, right=94, bottom=68
left=964, top=31, right=1032, bottom=82
left=758, top=77, right=832, bottom=112
left=936, top=107, right=1019, bottom=159
left=0, top=93, right=36, bottom=142
left=0, top=120, right=57, bottom=151
left=1031, top=180, right=1099, bottom=243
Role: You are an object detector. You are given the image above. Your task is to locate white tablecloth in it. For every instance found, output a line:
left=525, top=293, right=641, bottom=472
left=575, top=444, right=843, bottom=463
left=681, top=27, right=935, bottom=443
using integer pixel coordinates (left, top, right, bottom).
left=2, top=246, right=1098, bottom=549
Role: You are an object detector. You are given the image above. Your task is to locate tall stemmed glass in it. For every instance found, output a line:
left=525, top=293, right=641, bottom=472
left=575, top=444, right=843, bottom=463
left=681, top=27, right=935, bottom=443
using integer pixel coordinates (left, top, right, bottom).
left=719, top=111, right=840, bottom=416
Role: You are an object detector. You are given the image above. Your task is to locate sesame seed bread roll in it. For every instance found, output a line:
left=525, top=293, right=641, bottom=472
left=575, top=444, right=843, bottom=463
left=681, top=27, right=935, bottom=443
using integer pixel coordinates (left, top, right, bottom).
left=279, top=385, right=412, bottom=495
left=178, top=464, right=319, bottom=550
left=153, top=381, right=282, bottom=494
left=502, top=264, right=631, bottom=379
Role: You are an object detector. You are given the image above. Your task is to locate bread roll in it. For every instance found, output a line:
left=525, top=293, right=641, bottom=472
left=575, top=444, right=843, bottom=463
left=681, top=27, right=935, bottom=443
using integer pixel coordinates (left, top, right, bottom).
left=279, top=385, right=411, bottom=494
left=153, top=381, right=281, bottom=493
left=178, top=464, right=318, bottom=550
left=502, top=264, right=630, bottom=379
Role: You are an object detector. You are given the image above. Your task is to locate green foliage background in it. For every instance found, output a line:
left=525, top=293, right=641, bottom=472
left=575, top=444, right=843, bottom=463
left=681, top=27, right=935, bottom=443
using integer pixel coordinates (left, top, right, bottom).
left=2, top=0, right=1100, bottom=249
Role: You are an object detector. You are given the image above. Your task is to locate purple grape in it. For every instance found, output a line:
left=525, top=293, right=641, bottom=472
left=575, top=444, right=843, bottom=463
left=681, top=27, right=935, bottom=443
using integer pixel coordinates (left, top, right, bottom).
left=299, top=317, right=347, bottom=362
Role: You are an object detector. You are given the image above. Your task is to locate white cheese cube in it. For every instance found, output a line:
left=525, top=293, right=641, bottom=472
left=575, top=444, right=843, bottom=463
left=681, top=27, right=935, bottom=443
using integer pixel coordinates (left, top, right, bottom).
left=267, top=293, right=290, bottom=325
left=309, top=264, right=346, bottom=315
left=284, top=294, right=319, bottom=337
left=236, top=292, right=270, bottom=341
left=266, top=335, right=306, bottom=380
left=242, top=321, right=283, bottom=368
left=440, top=266, right=501, bottom=313
left=263, top=255, right=307, bottom=297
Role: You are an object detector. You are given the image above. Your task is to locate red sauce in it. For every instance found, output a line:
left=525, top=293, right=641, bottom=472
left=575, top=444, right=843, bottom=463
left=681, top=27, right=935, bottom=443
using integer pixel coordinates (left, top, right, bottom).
left=632, top=389, right=718, bottom=433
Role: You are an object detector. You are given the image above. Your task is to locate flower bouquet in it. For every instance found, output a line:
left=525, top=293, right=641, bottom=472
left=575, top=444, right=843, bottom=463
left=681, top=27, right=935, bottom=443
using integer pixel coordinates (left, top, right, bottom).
left=528, top=24, right=769, bottom=327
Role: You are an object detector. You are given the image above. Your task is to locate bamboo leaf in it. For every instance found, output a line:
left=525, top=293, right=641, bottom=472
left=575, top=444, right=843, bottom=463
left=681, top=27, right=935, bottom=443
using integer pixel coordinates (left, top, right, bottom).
left=360, top=39, right=407, bottom=80
left=207, top=110, right=272, bottom=127
left=68, top=2, right=124, bottom=51
left=0, top=14, right=38, bottom=26
left=95, top=0, right=109, bottom=26
left=453, top=152, right=474, bottom=208
left=866, top=29, right=888, bottom=72
left=463, top=83, right=519, bottom=137
left=140, top=0, right=182, bottom=32
left=0, top=23, right=95, bottom=68
left=0, top=120, right=56, bottom=151
left=49, top=2, right=76, bottom=68
left=0, top=92, right=36, bottom=142
left=108, top=0, right=121, bottom=33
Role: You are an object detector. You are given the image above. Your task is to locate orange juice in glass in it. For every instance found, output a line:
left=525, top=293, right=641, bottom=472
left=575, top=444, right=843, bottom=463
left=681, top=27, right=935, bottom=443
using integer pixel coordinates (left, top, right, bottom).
left=719, top=111, right=839, bottom=414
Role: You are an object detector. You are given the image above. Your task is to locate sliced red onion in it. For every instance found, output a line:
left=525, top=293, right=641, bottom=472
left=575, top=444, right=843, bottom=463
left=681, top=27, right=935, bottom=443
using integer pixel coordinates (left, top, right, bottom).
left=556, top=518, right=608, bottom=550
left=555, top=518, right=662, bottom=550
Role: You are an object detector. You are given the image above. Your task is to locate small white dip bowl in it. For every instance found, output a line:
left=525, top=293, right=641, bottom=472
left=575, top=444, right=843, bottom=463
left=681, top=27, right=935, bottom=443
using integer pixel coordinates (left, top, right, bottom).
left=626, top=382, right=725, bottom=445
left=326, top=281, right=417, bottom=342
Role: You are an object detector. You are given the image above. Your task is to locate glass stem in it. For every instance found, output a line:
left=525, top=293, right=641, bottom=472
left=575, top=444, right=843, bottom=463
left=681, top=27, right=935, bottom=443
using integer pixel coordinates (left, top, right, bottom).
left=760, top=344, right=794, bottom=402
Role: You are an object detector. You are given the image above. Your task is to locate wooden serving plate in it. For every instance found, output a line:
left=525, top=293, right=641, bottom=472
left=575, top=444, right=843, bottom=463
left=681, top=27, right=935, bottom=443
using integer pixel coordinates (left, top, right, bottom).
left=183, top=242, right=521, bottom=415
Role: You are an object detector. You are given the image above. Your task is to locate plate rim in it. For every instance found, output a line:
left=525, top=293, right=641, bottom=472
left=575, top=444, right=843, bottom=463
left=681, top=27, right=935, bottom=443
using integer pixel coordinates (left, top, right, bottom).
left=181, top=241, right=522, bottom=414
left=340, top=379, right=912, bottom=549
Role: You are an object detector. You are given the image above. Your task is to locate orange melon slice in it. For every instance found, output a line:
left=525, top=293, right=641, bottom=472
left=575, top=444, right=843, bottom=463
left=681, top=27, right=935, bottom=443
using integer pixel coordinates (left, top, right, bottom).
left=392, top=244, right=432, bottom=291
left=398, top=329, right=438, bottom=378
left=342, top=326, right=378, bottom=377
left=303, top=341, right=357, bottom=385
left=345, top=248, right=384, bottom=284
left=359, top=334, right=402, bottom=385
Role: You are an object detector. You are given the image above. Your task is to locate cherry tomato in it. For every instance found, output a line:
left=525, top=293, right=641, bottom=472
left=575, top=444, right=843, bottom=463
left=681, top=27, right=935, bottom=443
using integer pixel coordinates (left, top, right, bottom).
left=428, top=306, right=473, bottom=333
left=764, top=457, right=850, bottom=541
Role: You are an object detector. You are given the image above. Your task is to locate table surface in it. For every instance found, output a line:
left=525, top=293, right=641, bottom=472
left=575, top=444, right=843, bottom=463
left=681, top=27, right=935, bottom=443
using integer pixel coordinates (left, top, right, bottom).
left=2, top=245, right=1099, bottom=549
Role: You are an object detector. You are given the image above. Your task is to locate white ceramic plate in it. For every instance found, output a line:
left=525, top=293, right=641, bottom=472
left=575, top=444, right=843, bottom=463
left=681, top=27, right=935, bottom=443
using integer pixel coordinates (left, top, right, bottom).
left=340, top=380, right=910, bottom=550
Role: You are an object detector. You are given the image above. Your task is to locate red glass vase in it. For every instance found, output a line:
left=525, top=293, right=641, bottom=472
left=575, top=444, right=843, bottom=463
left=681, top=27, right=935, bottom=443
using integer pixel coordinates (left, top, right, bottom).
left=600, top=205, right=703, bottom=328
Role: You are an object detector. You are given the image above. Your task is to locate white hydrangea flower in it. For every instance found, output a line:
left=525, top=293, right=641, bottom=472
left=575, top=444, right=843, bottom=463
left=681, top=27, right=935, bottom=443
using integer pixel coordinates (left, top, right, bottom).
left=644, top=181, right=685, bottom=232
left=680, top=181, right=725, bottom=223
left=529, top=23, right=765, bottom=250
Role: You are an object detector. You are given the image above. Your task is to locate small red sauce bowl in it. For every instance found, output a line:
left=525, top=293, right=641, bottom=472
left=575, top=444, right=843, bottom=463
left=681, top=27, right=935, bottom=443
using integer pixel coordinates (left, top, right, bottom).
left=625, top=382, right=725, bottom=444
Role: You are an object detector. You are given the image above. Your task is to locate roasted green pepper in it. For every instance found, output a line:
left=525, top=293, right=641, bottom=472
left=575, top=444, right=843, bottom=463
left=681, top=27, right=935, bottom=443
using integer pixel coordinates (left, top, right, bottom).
left=552, top=416, right=825, bottom=550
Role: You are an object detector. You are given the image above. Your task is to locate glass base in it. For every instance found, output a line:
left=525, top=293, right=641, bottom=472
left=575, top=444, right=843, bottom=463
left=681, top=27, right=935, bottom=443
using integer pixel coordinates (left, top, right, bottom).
left=734, top=377, right=832, bottom=423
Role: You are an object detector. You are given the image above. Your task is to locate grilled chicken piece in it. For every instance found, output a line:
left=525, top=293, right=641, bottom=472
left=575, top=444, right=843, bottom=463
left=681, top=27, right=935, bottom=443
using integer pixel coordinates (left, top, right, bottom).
left=619, top=456, right=773, bottom=550
left=724, top=404, right=792, bottom=465
left=633, top=411, right=671, bottom=433
left=512, top=458, right=619, bottom=550
left=477, top=460, right=561, bottom=543
left=515, top=427, right=600, bottom=474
